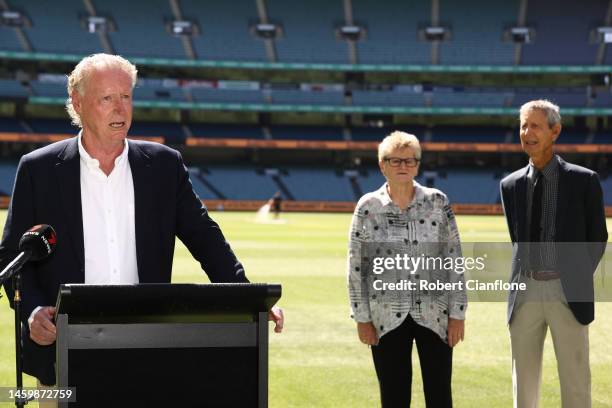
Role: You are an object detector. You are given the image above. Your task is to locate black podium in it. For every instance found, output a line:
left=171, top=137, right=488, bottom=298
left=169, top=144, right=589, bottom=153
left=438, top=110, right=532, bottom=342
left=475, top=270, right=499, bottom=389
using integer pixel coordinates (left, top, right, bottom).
left=54, top=283, right=281, bottom=407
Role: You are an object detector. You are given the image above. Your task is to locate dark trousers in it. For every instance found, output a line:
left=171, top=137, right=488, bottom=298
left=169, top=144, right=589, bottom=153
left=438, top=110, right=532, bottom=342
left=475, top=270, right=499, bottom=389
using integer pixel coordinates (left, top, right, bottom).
left=371, top=314, right=453, bottom=408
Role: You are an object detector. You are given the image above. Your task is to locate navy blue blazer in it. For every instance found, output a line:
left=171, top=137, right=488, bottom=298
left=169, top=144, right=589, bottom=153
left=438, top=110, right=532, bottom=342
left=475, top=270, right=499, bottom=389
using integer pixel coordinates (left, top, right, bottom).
left=500, top=156, right=608, bottom=326
left=0, top=137, right=248, bottom=385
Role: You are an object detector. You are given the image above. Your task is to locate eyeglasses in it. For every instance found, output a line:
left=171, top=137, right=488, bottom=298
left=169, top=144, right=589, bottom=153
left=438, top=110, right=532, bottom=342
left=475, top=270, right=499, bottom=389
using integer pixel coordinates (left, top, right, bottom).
left=384, top=157, right=420, bottom=167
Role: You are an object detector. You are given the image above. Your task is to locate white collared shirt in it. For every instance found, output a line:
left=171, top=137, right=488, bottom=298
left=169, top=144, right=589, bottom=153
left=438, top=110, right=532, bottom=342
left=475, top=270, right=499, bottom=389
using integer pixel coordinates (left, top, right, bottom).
left=78, top=133, right=138, bottom=285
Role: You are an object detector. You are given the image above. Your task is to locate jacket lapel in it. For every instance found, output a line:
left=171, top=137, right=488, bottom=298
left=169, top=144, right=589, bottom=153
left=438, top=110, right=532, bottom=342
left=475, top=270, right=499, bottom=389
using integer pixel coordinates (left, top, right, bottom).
left=55, top=138, right=85, bottom=280
left=515, top=165, right=529, bottom=243
left=127, top=141, right=154, bottom=281
left=554, top=157, right=569, bottom=242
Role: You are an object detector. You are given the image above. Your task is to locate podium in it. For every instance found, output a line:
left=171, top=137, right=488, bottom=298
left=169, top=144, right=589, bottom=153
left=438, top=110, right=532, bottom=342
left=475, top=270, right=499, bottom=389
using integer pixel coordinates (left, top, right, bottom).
left=54, top=283, right=281, bottom=407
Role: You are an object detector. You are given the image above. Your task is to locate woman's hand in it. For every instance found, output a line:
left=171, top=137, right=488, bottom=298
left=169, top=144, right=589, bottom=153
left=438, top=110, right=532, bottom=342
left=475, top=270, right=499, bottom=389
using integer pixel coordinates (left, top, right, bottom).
left=357, top=322, right=379, bottom=345
left=447, top=318, right=465, bottom=347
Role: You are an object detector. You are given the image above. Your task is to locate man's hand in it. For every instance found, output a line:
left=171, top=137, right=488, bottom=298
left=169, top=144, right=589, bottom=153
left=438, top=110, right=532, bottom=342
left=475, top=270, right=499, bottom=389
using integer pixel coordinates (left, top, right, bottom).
left=447, top=318, right=465, bottom=347
left=28, top=306, right=56, bottom=346
left=357, top=322, right=379, bottom=345
left=268, top=306, right=284, bottom=333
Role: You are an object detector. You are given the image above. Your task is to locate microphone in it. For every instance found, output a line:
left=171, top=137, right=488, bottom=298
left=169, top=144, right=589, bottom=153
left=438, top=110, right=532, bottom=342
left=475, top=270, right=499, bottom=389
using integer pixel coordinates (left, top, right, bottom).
left=0, top=225, right=56, bottom=286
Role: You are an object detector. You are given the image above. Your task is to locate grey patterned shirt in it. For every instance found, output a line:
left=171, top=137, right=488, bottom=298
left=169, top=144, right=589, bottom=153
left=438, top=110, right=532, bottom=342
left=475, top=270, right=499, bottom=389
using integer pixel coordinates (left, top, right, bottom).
left=526, top=155, right=559, bottom=269
left=347, top=182, right=467, bottom=343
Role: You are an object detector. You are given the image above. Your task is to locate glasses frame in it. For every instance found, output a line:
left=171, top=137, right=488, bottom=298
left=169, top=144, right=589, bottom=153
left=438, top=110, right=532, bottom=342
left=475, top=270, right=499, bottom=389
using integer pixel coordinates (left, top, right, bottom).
left=383, top=157, right=420, bottom=168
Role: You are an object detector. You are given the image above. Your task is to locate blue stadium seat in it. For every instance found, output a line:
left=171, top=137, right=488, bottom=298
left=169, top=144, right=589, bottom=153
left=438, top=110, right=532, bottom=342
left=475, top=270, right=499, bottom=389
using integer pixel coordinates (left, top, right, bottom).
left=0, top=162, right=18, bottom=196
left=0, top=26, right=25, bottom=51
left=188, top=123, right=264, bottom=139
left=431, top=126, right=508, bottom=143
left=129, top=121, right=185, bottom=144
left=438, top=0, right=516, bottom=65
left=431, top=89, right=510, bottom=107
left=0, top=117, right=28, bottom=132
left=0, top=79, right=28, bottom=98
left=99, top=0, right=187, bottom=59
left=352, top=0, right=431, bottom=64
left=28, top=118, right=75, bottom=134
left=352, top=90, right=425, bottom=107
left=133, top=82, right=187, bottom=102
left=431, top=170, right=501, bottom=204
left=521, top=0, right=608, bottom=65
left=269, top=89, right=344, bottom=105
left=204, top=166, right=278, bottom=200
left=270, top=125, right=343, bottom=140
left=267, top=0, right=348, bottom=63
left=180, top=0, right=267, bottom=61
left=30, top=81, right=66, bottom=98
left=18, top=0, right=102, bottom=54
left=190, top=88, right=264, bottom=104
left=284, top=167, right=354, bottom=201
left=592, top=90, right=612, bottom=107
left=512, top=88, right=587, bottom=107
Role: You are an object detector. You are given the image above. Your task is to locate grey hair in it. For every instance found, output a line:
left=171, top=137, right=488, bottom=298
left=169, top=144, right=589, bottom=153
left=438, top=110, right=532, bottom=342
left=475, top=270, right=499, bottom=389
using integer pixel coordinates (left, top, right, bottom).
left=65, top=53, right=138, bottom=127
left=378, top=131, right=422, bottom=162
left=519, top=99, right=562, bottom=128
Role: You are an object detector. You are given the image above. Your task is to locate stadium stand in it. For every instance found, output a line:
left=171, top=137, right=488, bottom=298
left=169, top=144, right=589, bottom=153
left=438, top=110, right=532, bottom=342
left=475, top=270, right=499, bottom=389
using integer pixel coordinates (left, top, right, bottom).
left=0, top=25, right=24, bottom=52
left=190, top=88, right=264, bottom=104
left=266, top=0, right=348, bottom=63
left=269, top=89, right=344, bottom=105
left=438, top=0, right=517, bottom=65
left=512, top=88, right=588, bottom=107
left=98, top=0, right=187, bottom=59
left=188, top=123, right=264, bottom=139
left=269, top=125, right=344, bottom=140
left=430, top=88, right=510, bottom=107
left=16, top=0, right=102, bottom=55
left=352, top=90, right=425, bottom=107
left=521, top=0, right=608, bottom=65
left=133, top=82, right=187, bottom=102
left=0, top=117, right=27, bottom=132
left=27, top=118, right=74, bottom=134
left=430, top=126, right=509, bottom=143
left=30, top=80, right=66, bottom=98
left=0, top=79, right=28, bottom=98
left=180, top=0, right=267, bottom=61
left=0, top=162, right=18, bottom=196
left=352, top=0, right=431, bottom=64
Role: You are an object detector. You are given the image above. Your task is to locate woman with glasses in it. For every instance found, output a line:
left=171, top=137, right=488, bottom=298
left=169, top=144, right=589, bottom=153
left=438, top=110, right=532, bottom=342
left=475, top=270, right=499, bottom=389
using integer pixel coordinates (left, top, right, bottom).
left=347, top=131, right=467, bottom=407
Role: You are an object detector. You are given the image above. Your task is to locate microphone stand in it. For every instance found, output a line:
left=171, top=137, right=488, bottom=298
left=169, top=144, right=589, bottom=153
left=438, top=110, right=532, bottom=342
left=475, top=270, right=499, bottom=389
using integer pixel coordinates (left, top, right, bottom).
left=0, top=254, right=32, bottom=407
left=12, top=272, right=29, bottom=407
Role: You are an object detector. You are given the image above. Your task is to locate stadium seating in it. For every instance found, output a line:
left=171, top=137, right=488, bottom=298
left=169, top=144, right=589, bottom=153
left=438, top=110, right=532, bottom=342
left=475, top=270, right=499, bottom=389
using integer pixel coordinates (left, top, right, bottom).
left=430, top=88, right=510, bottom=107
left=188, top=123, right=264, bottom=139
left=98, top=0, right=187, bottom=59
left=30, top=80, right=67, bottom=98
left=0, top=26, right=24, bottom=51
left=0, top=79, right=28, bottom=98
left=0, top=162, right=18, bottom=196
left=352, top=90, right=425, bottom=107
left=269, top=89, right=344, bottom=105
left=269, top=125, right=344, bottom=141
left=190, top=88, right=264, bottom=104
left=266, top=0, right=349, bottom=63
left=430, top=127, right=509, bottom=143
left=438, top=0, right=516, bottom=65
left=17, top=0, right=102, bottom=55
left=521, top=0, right=608, bottom=65
left=352, top=0, right=431, bottom=64
left=180, top=0, right=267, bottom=61
left=0, top=117, right=27, bottom=133
left=512, top=88, right=587, bottom=107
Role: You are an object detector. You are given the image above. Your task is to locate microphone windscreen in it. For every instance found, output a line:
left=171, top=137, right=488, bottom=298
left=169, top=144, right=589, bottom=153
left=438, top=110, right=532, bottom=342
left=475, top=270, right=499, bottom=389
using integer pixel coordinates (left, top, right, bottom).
left=19, top=224, right=57, bottom=261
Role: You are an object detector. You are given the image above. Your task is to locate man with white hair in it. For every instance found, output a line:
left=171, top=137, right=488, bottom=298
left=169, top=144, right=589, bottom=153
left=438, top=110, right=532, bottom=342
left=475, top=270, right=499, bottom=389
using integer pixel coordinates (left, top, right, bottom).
left=0, top=54, right=284, bottom=392
left=500, top=100, right=607, bottom=407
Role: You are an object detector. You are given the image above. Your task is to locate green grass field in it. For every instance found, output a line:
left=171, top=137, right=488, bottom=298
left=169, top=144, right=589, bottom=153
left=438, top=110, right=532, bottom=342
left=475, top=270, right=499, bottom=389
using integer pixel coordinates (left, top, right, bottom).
left=1, top=212, right=611, bottom=407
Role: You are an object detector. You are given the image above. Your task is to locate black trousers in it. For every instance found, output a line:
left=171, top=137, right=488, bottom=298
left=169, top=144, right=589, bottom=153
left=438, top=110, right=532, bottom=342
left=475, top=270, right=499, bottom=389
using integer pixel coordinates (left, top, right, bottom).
left=371, top=314, right=453, bottom=408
